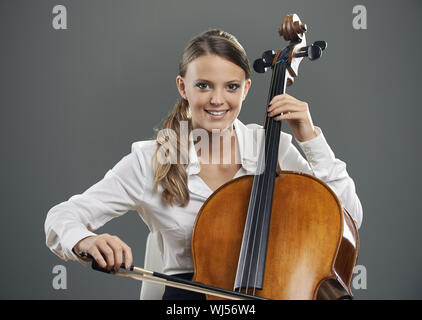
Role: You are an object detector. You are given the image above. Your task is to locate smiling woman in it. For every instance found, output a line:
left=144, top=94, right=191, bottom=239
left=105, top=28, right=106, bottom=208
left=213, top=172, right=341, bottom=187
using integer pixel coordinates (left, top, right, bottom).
left=45, top=28, right=362, bottom=301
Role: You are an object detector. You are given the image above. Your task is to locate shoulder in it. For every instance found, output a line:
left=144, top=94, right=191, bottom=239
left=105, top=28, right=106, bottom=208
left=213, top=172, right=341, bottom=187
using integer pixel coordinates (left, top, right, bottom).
left=130, top=139, right=157, bottom=168
left=131, top=139, right=157, bottom=154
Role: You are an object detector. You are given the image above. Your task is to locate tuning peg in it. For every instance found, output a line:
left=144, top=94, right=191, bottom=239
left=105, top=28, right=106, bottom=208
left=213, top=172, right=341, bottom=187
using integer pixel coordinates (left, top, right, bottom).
left=307, top=45, right=322, bottom=61
left=313, top=41, right=327, bottom=51
left=294, top=44, right=322, bottom=61
left=253, top=50, right=275, bottom=73
left=262, top=50, right=275, bottom=65
left=253, top=58, right=267, bottom=73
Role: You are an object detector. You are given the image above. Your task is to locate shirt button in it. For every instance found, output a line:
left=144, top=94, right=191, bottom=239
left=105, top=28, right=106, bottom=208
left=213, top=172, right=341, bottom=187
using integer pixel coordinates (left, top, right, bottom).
left=308, top=154, right=313, bottom=160
left=304, top=147, right=310, bottom=153
left=310, top=161, right=317, bottom=166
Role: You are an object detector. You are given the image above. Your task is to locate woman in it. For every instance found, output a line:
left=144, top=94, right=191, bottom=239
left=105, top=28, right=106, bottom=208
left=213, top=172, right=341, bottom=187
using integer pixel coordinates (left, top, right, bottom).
left=45, top=29, right=363, bottom=300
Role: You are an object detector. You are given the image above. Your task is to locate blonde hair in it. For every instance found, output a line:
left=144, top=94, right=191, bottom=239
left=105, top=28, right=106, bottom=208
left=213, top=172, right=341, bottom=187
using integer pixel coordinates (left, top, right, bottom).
left=152, top=29, right=251, bottom=207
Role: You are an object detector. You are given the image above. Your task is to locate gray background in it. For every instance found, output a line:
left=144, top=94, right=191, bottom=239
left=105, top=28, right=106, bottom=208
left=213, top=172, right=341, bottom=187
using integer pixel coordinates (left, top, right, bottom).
left=1, top=0, right=420, bottom=299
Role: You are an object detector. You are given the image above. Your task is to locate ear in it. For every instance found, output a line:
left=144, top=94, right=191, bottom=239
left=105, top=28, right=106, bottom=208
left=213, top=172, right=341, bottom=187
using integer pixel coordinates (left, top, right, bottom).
left=176, top=75, right=188, bottom=100
left=242, top=78, right=252, bottom=101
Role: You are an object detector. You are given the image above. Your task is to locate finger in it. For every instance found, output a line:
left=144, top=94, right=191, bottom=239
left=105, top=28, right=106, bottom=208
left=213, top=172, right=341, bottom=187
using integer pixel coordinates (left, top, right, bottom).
left=275, top=112, right=294, bottom=121
left=97, top=241, right=115, bottom=271
left=268, top=93, right=288, bottom=105
left=268, top=98, right=304, bottom=112
left=88, top=246, right=107, bottom=269
left=106, top=237, right=123, bottom=272
left=268, top=93, right=296, bottom=106
left=275, top=110, right=306, bottom=121
left=113, top=237, right=133, bottom=270
left=122, top=244, right=133, bottom=270
left=268, top=104, right=303, bottom=117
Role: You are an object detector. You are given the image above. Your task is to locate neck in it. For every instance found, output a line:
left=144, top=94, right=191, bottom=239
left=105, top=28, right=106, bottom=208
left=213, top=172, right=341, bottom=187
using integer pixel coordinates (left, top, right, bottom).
left=193, top=124, right=237, bottom=165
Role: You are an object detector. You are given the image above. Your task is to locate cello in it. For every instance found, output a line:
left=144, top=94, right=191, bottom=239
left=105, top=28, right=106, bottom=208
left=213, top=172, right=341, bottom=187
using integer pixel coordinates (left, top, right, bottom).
left=85, top=13, right=359, bottom=300
left=191, top=13, right=359, bottom=300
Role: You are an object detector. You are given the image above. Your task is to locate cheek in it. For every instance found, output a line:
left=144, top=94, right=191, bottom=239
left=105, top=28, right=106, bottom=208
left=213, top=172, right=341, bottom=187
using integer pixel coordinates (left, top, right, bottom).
left=185, top=89, right=207, bottom=106
left=228, top=93, right=244, bottom=108
left=189, top=96, right=209, bottom=114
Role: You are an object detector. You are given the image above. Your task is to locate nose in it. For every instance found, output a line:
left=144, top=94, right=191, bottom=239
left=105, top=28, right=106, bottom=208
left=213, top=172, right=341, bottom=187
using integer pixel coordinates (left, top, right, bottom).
left=210, top=89, right=224, bottom=106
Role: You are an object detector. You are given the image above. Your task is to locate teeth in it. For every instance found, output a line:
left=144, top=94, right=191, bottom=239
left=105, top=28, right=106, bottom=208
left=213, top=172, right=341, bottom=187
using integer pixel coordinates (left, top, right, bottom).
left=207, top=110, right=227, bottom=115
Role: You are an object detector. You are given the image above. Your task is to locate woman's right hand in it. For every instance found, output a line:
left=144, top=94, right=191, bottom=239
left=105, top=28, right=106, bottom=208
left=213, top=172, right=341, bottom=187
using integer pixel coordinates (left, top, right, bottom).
left=73, top=233, right=133, bottom=272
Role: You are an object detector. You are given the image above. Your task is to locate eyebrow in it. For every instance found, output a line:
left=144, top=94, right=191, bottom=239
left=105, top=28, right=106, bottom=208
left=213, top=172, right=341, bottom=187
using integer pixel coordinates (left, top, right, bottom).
left=195, top=78, right=242, bottom=84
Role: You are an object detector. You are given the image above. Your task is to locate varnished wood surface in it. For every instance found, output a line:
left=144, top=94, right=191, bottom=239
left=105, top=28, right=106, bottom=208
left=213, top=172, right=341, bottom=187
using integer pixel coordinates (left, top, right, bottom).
left=191, top=171, right=359, bottom=300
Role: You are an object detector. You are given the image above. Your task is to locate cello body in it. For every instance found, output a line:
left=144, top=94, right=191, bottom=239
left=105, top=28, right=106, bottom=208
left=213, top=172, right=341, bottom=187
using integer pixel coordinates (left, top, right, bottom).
left=191, top=171, right=359, bottom=300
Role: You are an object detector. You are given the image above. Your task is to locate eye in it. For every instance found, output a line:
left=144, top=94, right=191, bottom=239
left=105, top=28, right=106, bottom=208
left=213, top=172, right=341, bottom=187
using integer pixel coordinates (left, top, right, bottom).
left=227, top=83, right=240, bottom=91
left=195, top=82, right=210, bottom=90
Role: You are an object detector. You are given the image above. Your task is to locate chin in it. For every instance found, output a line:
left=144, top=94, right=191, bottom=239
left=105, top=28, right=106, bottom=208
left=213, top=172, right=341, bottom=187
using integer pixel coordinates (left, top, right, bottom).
left=204, top=119, right=235, bottom=134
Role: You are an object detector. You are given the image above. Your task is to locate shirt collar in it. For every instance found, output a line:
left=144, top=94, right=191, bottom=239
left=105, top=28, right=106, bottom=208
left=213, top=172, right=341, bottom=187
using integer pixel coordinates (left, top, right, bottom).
left=186, top=118, right=264, bottom=176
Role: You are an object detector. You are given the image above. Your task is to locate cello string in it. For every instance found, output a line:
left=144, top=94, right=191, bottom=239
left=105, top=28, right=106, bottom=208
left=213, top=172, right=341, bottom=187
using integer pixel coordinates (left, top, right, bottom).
left=236, top=119, right=264, bottom=292
left=245, top=59, right=281, bottom=295
left=253, top=60, right=286, bottom=295
left=244, top=129, right=266, bottom=294
left=237, top=64, right=276, bottom=294
left=239, top=64, right=274, bottom=292
left=235, top=144, right=261, bottom=293
left=252, top=60, right=283, bottom=295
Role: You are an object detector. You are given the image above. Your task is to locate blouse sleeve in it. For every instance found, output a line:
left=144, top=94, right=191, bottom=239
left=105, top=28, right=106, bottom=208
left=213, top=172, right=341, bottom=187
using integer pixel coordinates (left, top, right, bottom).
left=278, top=126, right=363, bottom=229
left=44, top=144, right=147, bottom=265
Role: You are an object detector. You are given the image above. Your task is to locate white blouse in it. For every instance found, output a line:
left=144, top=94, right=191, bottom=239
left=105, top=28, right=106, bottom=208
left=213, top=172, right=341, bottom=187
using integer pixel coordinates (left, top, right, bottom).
left=45, top=117, right=363, bottom=275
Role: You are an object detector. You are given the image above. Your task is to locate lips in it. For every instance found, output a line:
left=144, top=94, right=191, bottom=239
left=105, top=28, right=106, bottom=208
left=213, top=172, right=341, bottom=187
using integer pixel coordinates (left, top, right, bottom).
left=204, top=109, right=229, bottom=120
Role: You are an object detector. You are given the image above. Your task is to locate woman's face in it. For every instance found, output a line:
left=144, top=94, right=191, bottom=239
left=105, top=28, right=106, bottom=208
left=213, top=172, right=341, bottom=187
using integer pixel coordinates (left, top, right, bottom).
left=176, top=54, right=251, bottom=134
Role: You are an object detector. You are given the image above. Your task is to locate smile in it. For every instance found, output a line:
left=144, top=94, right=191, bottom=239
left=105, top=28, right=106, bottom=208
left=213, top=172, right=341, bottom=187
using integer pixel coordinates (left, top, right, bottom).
left=205, top=110, right=229, bottom=116
left=204, top=109, right=229, bottom=120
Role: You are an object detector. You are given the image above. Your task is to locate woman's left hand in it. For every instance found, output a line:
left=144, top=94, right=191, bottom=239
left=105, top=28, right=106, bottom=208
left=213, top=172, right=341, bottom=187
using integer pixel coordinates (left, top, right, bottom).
left=267, top=93, right=317, bottom=142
